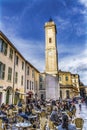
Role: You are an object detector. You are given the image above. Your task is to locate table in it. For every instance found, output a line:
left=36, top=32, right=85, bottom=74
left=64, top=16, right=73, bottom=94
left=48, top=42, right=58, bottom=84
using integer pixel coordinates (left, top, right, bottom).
left=0, top=114, right=6, bottom=118
left=28, top=115, right=37, bottom=119
left=16, top=122, right=32, bottom=130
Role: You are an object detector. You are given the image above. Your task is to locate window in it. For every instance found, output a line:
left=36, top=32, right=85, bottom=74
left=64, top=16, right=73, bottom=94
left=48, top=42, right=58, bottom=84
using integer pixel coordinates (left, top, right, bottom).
left=0, top=62, right=5, bottom=79
left=15, top=55, right=19, bottom=65
left=22, top=61, right=24, bottom=70
left=0, top=39, right=8, bottom=55
left=15, top=72, right=18, bottom=83
left=32, top=82, right=33, bottom=90
left=66, top=90, right=69, bottom=98
left=65, top=76, right=68, bottom=81
left=0, top=39, right=3, bottom=52
left=27, top=80, right=29, bottom=89
left=21, top=75, right=23, bottom=85
left=40, top=84, right=42, bottom=89
left=30, top=81, right=31, bottom=90
left=32, top=69, right=34, bottom=78
left=40, top=76, right=42, bottom=82
left=49, top=38, right=52, bottom=43
left=27, top=66, right=29, bottom=75
left=60, top=90, right=62, bottom=98
left=8, top=67, right=12, bottom=81
left=9, top=48, right=13, bottom=60
left=59, top=76, right=61, bottom=81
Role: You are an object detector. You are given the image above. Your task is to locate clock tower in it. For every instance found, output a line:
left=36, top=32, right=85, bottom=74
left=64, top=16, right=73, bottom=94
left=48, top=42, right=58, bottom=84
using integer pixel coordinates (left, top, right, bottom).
left=45, top=19, right=58, bottom=75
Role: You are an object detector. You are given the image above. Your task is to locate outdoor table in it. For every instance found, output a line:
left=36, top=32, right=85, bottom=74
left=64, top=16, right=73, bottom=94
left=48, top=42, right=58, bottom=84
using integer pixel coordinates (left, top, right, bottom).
left=62, top=111, right=67, bottom=115
left=28, top=115, right=37, bottom=119
left=13, top=110, right=18, bottom=113
left=0, top=114, right=7, bottom=118
left=35, top=110, right=41, bottom=114
left=16, top=122, right=32, bottom=130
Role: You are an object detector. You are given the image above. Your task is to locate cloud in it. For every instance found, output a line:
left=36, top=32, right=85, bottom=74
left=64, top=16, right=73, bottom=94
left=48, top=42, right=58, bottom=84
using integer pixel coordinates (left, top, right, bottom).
left=79, top=0, right=87, bottom=7
left=59, top=42, right=87, bottom=85
left=55, top=16, right=70, bottom=30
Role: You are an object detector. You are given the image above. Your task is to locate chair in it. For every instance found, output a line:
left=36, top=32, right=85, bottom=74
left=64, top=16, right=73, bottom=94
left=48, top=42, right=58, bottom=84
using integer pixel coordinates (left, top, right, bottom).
left=40, top=117, right=47, bottom=130
left=40, top=111, right=46, bottom=118
left=48, top=120, right=55, bottom=130
left=0, top=119, right=3, bottom=130
left=32, top=109, right=36, bottom=115
left=72, top=117, right=84, bottom=130
left=66, top=111, right=72, bottom=119
left=72, top=109, right=76, bottom=117
left=46, top=105, right=52, bottom=115
left=17, top=116, right=24, bottom=122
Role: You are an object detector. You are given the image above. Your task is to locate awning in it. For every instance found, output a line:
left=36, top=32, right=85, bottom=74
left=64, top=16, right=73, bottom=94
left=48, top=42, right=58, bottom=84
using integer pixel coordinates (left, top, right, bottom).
left=27, top=91, right=33, bottom=95
left=17, top=91, right=28, bottom=95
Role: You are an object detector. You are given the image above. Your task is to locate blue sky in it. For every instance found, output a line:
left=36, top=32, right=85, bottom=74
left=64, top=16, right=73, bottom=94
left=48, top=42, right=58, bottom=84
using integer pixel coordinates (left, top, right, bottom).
left=0, top=0, right=87, bottom=85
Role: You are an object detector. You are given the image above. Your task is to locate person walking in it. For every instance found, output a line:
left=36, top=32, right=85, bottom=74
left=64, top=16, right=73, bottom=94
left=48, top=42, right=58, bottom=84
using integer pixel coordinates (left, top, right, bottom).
left=78, top=99, right=82, bottom=112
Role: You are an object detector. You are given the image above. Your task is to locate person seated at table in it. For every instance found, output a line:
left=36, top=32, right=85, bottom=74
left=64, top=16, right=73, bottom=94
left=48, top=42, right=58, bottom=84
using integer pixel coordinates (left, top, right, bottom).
left=0, top=107, right=7, bottom=115
left=70, top=103, right=76, bottom=114
left=58, top=114, right=76, bottom=130
left=51, top=100, right=56, bottom=106
left=8, top=104, right=14, bottom=109
left=36, top=102, right=41, bottom=110
left=25, top=105, right=32, bottom=115
left=1, top=103, right=5, bottom=109
left=0, top=108, right=9, bottom=123
left=50, top=106, right=60, bottom=125
left=18, top=108, right=28, bottom=120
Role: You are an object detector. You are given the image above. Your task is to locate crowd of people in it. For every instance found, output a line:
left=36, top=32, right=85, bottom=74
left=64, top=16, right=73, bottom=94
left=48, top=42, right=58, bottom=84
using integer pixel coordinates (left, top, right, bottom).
left=0, top=97, right=85, bottom=130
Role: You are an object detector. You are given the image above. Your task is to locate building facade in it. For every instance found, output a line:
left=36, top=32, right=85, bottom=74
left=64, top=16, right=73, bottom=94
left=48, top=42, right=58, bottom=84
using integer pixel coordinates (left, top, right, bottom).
left=59, top=70, right=80, bottom=99
left=0, top=31, right=40, bottom=105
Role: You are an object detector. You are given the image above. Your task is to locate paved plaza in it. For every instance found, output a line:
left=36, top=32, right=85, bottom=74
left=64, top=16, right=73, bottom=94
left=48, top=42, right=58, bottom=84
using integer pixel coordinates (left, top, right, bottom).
left=3, top=103, right=86, bottom=130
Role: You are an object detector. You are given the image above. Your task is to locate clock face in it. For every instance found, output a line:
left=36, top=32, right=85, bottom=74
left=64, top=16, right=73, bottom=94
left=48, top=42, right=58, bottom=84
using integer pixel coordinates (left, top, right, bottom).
left=48, top=51, right=52, bottom=56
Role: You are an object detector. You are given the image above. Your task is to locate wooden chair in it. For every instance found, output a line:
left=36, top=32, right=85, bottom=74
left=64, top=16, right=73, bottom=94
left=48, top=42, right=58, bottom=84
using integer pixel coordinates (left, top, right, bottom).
left=46, top=105, right=52, bottom=115
left=40, top=117, right=47, bottom=130
left=32, top=109, right=36, bottom=115
left=72, top=117, right=84, bottom=130
left=66, top=111, right=72, bottom=119
left=40, top=111, right=46, bottom=118
left=17, top=116, right=24, bottom=122
left=72, top=109, right=76, bottom=117
left=0, top=119, right=3, bottom=130
left=48, top=120, right=55, bottom=130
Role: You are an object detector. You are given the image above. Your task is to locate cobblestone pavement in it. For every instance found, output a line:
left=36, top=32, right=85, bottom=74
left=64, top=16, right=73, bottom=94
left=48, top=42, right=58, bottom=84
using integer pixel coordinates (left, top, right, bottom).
left=76, top=103, right=87, bottom=130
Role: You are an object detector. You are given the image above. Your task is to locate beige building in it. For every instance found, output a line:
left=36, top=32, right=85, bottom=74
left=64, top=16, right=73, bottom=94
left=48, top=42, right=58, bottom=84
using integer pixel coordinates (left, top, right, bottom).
left=0, top=31, right=40, bottom=105
left=59, top=70, right=80, bottom=99
left=25, top=61, right=40, bottom=102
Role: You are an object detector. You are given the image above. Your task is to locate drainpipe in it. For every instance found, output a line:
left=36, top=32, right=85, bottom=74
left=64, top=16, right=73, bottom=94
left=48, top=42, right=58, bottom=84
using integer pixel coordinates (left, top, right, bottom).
left=24, top=61, right=26, bottom=103
left=12, top=51, right=16, bottom=104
